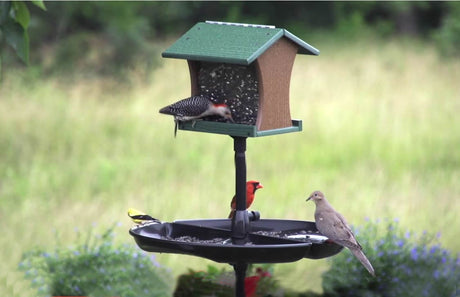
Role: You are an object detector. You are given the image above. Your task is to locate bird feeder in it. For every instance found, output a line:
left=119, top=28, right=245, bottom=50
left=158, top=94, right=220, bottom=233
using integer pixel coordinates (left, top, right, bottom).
left=131, top=21, right=342, bottom=297
left=161, top=21, right=319, bottom=137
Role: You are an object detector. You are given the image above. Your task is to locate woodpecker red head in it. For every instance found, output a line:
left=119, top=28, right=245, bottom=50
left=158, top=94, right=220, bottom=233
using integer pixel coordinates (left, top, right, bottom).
left=228, top=180, right=263, bottom=219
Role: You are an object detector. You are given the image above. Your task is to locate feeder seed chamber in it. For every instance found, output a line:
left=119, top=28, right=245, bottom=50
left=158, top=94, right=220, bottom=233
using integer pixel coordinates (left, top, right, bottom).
left=130, top=21, right=343, bottom=296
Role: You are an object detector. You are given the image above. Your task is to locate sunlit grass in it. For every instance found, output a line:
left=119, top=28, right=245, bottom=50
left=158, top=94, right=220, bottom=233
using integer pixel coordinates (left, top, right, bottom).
left=1, top=37, right=459, bottom=295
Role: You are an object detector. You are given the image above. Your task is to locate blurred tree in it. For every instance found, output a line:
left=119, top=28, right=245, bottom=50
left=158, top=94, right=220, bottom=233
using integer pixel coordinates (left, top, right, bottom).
left=433, top=2, right=460, bottom=57
left=31, top=2, right=157, bottom=78
left=1, top=2, right=455, bottom=80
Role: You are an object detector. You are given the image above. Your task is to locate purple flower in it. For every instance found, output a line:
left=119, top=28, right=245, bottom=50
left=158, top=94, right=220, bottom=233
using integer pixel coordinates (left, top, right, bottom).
left=405, top=231, right=411, bottom=239
left=411, top=247, right=418, bottom=261
left=430, top=246, right=438, bottom=254
left=396, top=240, right=404, bottom=248
left=150, top=254, right=161, bottom=267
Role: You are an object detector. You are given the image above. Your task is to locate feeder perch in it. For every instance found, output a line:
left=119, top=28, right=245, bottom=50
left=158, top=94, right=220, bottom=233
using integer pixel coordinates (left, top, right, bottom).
left=162, top=21, right=319, bottom=137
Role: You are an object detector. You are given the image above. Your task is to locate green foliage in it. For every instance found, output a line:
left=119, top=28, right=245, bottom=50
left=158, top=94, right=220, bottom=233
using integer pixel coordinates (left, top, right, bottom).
left=35, top=2, right=158, bottom=79
left=0, top=1, right=46, bottom=65
left=18, top=224, right=173, bottom=297
left=174, top=266, right=234, bottom=297
left=433, top=2, right=460, bottom=57
left=322, top=219, right=460, bottom=297
left=1, top=2, right=455, bottom=80
left=174, top=264, right=281, bottom=297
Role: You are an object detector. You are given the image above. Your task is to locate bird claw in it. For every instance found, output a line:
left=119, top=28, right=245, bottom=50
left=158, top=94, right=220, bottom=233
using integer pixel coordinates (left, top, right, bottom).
left=191, top=119, right=203, bottom=128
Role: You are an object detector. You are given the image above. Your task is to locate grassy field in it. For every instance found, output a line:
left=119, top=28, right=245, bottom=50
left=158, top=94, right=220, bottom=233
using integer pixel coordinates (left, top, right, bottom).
left=1, top=37, right=459, bottom=295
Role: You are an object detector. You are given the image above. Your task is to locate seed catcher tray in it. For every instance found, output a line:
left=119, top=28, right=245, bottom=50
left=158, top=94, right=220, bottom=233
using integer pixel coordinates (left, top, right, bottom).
left=129, top=219, right=343, bottom=263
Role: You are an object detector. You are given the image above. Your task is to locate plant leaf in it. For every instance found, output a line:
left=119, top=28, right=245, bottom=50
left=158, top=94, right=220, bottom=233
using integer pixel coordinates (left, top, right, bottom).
left=31, top=0, right=46, bottom=11
left=12, top=1, right=30, bottom=29
left=3, top=19, right=29, bottom=65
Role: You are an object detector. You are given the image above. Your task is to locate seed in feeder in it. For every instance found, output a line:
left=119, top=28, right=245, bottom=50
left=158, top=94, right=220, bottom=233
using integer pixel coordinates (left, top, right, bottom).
left=173, top=236, right=227, bottom=245
left=198, top=62, right=259, bottom=125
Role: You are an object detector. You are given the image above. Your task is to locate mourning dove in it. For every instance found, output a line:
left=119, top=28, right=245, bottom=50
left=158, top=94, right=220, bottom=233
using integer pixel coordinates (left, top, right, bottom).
left=306, top=191, right=375, bottom=276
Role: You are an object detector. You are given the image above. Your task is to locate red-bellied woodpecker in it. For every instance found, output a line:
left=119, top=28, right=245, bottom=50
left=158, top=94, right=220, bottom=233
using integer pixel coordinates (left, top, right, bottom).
left=159, top=95, right=234, bottom=136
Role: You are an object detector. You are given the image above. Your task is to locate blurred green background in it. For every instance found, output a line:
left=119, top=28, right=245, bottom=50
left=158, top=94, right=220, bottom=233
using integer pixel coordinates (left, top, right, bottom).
left=1, top=2, right=459, bottom=296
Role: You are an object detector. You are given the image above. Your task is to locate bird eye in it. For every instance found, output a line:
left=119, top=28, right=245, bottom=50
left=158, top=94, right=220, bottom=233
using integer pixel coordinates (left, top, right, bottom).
left=314, top=193, right=318, bottom=196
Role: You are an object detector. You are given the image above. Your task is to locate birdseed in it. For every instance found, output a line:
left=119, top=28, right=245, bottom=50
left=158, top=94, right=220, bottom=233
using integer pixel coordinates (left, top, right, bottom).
left=198, top=62, right=259, bottom=125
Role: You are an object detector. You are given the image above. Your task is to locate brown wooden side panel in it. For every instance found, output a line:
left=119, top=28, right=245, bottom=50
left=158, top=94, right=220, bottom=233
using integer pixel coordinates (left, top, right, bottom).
left=187, top=60, right=200, bottom=96
left=255, top=38, right=298, bottom=131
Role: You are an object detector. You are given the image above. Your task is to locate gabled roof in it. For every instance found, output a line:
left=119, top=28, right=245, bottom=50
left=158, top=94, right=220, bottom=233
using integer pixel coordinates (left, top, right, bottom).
left=162, top=21, right=319, bottom=65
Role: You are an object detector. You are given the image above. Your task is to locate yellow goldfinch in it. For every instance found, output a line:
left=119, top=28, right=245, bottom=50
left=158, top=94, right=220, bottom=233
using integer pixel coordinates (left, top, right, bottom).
left=128, top=208, right=161, bottom=224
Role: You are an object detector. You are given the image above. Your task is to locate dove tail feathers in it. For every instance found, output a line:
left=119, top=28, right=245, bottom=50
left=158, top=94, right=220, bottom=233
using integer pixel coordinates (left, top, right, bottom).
left=350, top=247, right=375, bottom=277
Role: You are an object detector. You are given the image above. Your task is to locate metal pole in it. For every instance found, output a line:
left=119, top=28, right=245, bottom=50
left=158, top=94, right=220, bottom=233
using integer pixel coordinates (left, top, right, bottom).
left=231, top=136, right=249, bottom=297
left=231, top=136, right=249, bottom=244
left=233, top=262, right=248, bottom=297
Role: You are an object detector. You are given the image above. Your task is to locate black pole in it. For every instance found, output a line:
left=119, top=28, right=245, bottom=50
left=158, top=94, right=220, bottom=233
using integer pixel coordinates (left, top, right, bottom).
left=233, top=262, right=248, bottom=297
left=231, top=136, right=249, bottom=244
left=231, top=136, right=249, bottom=297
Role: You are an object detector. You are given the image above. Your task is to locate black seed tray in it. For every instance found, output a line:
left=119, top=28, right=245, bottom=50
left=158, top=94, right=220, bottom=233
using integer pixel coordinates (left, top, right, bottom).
left=130, top=219, right=343, bottom=263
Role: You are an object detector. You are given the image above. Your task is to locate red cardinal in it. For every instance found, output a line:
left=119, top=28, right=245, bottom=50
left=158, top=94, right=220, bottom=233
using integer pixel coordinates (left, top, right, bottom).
left=245, top=267, right=271, bottom=297
left=228, top=181, right=263, bottom=219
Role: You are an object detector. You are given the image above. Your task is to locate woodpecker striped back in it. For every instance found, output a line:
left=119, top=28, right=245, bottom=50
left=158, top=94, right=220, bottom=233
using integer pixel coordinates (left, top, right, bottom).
left=159, top=95, right=213, bottom=120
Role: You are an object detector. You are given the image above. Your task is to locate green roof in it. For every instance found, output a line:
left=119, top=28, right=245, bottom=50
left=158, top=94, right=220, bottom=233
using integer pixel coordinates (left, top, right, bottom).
left=162, top=21, right=319, bottom=65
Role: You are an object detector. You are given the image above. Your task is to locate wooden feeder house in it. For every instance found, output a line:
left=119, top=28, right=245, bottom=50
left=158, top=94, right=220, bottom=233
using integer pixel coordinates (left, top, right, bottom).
left=162, top=21, right=319, bottom=137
